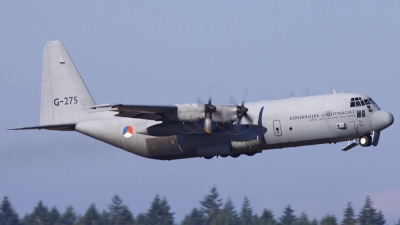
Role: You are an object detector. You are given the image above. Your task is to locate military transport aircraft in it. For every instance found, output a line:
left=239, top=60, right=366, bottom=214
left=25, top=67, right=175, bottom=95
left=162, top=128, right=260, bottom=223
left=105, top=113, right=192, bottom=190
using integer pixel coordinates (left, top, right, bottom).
left=10, top=41, right=394, bottom=160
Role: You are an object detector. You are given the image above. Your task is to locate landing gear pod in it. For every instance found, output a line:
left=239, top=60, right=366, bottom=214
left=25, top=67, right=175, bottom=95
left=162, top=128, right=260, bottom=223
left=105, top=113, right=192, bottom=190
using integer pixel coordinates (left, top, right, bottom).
left=197, top=143, right=230, bottom=158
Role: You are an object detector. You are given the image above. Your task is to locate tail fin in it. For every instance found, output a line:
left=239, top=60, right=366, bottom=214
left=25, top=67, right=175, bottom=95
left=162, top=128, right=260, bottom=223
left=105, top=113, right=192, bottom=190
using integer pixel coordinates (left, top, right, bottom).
left=40, top=40, right=96, bottom=125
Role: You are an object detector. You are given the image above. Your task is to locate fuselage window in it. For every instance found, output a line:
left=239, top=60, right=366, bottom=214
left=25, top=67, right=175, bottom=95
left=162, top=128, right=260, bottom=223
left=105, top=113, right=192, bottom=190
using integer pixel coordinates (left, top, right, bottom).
left=357, top=110, right=366, bottom=118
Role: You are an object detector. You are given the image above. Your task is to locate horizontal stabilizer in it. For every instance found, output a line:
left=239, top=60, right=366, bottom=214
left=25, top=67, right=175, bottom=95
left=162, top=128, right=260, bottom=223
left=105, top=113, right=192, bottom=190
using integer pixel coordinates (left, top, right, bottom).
left=8, top=123, right=76, bottom=131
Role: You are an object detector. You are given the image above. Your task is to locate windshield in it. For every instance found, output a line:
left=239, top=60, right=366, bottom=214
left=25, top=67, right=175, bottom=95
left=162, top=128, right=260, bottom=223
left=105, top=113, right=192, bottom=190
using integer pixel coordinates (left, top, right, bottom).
left=350, top=97, right=380, bottom=112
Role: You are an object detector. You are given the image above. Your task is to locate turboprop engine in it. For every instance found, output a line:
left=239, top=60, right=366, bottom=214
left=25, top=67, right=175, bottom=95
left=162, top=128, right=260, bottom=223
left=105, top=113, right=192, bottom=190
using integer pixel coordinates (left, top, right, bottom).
left=165, top=103, right=239, bottom=123
left=141, top=101, right=251, bottom=135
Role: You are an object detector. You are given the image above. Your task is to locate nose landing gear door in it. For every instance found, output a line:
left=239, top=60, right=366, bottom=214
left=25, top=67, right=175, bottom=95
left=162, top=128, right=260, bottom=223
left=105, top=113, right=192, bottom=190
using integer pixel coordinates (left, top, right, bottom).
left=273, top=120, right=282, bottom=136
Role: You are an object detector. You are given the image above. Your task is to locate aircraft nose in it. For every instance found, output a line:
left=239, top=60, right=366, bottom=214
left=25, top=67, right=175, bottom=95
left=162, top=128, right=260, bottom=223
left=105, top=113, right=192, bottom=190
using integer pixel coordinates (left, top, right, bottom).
left=370, top=110, right=394, bottom=131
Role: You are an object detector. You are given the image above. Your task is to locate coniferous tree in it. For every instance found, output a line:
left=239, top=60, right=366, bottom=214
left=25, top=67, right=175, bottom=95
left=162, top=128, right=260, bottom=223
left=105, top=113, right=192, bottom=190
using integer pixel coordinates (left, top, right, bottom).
left=98, top=210, right=111, bottom=225
left=0, top=196, right=20, bottom=225
left=200, top=186, right=222, bottom=225
left=374, top=211, right=385, bottom=225
left=320, top=215, right=338, bottom=225
left=213, top=198, right=240, bottom=225
left=113, top=206, right=134, bottom=225
left=341, top=203, right=356, bottom=225
left=22, top=201, right=51, bottom=225
left=240, top=196, right=253, bottom=225
left=134, top=213, right=147, bottom=225
left=181, top=208, right=205, bottom=225
left=279, top=206, right=296, bottom=225
left=48, top=207, right=60, bottom=225
left=109, top=195, right=123, bottom=216
left=145, top=195, right=174, bottom=225
left=76, top=204, right=100, bottom=225
left=297, top=212, right=310, bottom=225
left=107, top=195, right=134, bottom=225
left=357, top=196, right=385, bottom=225
left=395, top=219, right=400, bottom=225
left=256, top=209, right=277, bottom=225
left=33, top=201, right=50, bottom=224
left=21, top=214, right=35, bottom=225
left=310, top=218, right=318, bottom=225
left=223, top=198, right=240, bottom=225
left=55, top=206, right=77, bottom=225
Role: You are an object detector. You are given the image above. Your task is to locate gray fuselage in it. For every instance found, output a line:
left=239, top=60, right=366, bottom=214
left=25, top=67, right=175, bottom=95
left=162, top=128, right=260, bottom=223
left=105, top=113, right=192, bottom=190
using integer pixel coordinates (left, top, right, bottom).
left=74, top=93, right=390, bottom=160
left=12, top=41, right=393, bottom=161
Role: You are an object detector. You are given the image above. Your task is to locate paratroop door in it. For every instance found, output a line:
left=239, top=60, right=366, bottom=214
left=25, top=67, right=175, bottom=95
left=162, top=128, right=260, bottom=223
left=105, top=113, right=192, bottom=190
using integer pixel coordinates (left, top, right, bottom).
left=273, top=120, right=282, bottom=136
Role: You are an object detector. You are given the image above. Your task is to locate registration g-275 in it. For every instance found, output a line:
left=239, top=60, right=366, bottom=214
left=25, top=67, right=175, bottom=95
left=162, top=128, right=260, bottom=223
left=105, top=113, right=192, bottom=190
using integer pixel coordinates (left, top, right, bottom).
left=54, top=96, right=78, bottom=106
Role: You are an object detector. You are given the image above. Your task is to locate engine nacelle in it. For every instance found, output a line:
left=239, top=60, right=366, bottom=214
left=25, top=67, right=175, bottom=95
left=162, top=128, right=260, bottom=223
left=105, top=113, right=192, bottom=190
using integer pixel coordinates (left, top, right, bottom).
left=212, top=105, right=238, bottom=123
left=164, top=104, right=239, bottom=123
left=165, top=104, right=206, bottom=122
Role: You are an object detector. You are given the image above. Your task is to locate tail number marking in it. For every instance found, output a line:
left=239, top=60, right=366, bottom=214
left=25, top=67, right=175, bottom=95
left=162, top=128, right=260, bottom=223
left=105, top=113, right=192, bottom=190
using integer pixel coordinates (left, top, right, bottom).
left=54, top=97, right=78, bottom=106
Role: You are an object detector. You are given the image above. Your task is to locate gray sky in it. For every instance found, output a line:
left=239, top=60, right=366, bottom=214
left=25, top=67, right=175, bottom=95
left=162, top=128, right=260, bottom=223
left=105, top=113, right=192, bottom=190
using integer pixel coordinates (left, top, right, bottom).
left=1, top=1, right=399, bottom=223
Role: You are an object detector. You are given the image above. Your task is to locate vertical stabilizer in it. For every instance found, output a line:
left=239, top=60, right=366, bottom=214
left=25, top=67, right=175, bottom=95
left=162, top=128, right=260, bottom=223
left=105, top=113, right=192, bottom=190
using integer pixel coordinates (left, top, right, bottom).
left=40, top=40, right=96, bottom=125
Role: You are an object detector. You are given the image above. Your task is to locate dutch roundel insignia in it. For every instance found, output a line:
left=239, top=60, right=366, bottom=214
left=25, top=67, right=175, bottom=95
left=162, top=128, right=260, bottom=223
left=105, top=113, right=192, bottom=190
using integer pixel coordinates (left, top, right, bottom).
left=122, top=126, right=134, bottom=138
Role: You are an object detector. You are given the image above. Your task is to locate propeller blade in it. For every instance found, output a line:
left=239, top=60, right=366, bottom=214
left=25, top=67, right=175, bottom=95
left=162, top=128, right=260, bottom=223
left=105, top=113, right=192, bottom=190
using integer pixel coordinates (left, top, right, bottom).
left=204, top=114, right=213, bottom=134
left=197, top=97, right=204, bottom=105
left=242, top=87, right=249, bottom=104
left=244, top=114, right=253, bottom=124
left=230, top=95, right=238, bottom=105
left=304, top=86, right=309, bottom=96
left=235, top=117, right=242, bottom=132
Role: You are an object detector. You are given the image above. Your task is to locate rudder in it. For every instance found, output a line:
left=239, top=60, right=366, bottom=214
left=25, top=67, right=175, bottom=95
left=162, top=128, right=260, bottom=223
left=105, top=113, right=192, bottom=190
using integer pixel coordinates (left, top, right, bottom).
left=40, top=40, right=96, bottom=125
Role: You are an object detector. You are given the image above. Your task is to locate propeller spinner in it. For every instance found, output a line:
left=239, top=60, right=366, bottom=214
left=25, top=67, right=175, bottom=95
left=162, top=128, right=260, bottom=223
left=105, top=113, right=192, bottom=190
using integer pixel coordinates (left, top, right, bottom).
left=230, top=94, right=253, bottom=131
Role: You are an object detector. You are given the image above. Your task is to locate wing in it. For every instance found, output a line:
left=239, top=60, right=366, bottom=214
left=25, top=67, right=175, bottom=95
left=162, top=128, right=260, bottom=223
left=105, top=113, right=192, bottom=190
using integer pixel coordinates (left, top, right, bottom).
left=89, top=104, right=177, bottom=121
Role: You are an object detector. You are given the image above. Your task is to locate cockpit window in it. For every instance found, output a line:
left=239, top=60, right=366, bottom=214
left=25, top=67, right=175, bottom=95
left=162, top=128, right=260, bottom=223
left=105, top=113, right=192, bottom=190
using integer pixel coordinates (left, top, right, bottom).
left=369, top=98, right=376, bottom=104
left=350, top=97, right=377, bottom=109
left=351, top=97, right=363, bottom=107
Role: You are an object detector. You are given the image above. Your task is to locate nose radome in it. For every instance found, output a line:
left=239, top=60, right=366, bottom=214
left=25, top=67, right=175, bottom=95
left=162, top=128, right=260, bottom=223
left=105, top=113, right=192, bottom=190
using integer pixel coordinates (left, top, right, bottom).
left=370, top=110, right=394, bottom=131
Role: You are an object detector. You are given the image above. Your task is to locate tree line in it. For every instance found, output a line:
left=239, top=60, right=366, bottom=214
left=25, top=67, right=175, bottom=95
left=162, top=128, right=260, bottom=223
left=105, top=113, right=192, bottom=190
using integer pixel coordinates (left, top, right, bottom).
left=0, top=186, right=398, bottom=225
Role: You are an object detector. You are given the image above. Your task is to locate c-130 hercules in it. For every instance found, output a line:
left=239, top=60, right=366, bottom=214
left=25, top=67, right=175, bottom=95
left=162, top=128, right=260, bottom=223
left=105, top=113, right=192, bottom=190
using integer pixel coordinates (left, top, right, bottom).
left=10, top=41, right=394, bottom=160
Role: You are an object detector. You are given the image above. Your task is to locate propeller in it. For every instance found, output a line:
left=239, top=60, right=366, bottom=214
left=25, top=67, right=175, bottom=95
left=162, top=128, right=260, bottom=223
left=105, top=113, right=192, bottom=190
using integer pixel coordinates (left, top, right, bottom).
left=230, top=89, right=253, bottom=131
left=198, top=96, right=217, bottom=134
left=204, top=97, right=216, bottom=133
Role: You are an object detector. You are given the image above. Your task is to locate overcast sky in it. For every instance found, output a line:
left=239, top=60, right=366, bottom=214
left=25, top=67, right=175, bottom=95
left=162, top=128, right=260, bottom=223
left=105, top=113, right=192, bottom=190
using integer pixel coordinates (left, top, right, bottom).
left=1, top=1, right=399, bottom=223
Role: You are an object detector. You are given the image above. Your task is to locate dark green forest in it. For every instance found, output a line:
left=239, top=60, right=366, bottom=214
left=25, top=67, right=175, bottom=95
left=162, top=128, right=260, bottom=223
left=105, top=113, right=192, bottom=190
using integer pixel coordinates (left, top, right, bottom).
left=0, top=186, right=398, bottom=225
